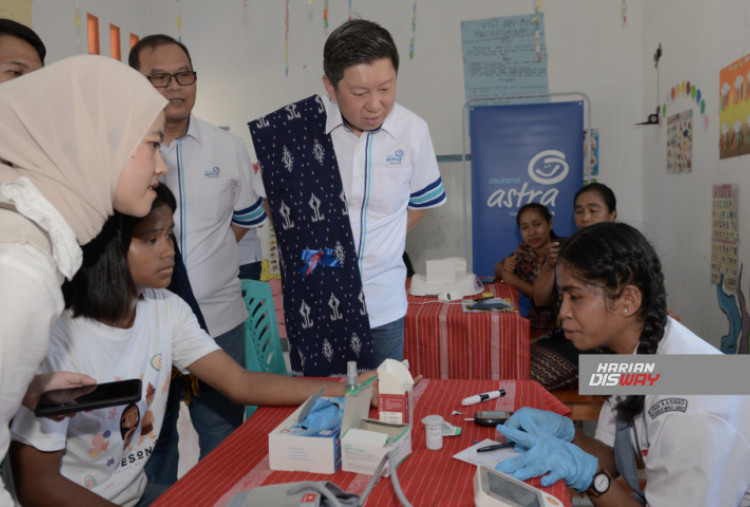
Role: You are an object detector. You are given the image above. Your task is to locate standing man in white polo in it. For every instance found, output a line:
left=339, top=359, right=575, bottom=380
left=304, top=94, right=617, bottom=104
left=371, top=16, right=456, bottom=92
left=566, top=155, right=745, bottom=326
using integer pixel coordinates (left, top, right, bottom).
left=129, top=34, right=266, bottom=485
left=250, top=20, right=446, bottom=375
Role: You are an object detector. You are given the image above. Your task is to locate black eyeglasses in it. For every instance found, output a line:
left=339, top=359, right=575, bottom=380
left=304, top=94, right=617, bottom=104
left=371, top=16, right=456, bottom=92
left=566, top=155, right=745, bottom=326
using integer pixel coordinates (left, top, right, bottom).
left=146, top=71, right=197, bottom=88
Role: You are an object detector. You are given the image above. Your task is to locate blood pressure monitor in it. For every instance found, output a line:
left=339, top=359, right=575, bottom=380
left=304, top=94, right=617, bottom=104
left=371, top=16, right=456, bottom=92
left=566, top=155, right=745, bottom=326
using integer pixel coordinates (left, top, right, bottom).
left=473, top=466, right=563, bottom=507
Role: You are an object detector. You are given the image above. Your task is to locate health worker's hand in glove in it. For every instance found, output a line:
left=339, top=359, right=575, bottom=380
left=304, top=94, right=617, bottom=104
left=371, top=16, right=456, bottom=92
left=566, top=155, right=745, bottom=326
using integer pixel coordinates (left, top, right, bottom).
left=495, top=425, right=598, bottom=492
left=500, top=407, right=575, bottom=443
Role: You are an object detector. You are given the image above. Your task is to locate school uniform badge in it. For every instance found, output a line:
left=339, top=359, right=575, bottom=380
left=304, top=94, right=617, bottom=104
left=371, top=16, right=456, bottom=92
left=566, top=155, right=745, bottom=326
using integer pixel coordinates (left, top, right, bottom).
left=648, top=398, right=687, bottom=419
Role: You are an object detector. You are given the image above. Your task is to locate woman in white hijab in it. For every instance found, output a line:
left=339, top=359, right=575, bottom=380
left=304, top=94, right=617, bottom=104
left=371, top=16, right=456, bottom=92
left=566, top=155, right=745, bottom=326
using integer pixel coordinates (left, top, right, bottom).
left=0, top=54, right=167, bottom=503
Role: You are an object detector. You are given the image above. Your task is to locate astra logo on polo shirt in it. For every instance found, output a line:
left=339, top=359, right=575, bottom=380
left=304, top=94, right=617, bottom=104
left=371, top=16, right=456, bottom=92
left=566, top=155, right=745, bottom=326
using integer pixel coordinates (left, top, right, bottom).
left=204, top=167, right=221, bottom=178
left=385, top=149, right=404, bottom=165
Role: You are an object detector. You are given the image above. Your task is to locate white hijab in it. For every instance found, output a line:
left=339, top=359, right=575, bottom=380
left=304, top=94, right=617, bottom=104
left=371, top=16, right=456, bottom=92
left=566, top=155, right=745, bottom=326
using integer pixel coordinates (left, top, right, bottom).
left=0, top=54, right=167, bottom=244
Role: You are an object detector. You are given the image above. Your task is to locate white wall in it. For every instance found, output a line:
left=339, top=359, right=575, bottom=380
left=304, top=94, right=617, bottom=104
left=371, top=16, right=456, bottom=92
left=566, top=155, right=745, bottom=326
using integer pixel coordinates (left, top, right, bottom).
left=30, top=0, right=744, bottom=346
left=640, top=0, right=750, bottom=345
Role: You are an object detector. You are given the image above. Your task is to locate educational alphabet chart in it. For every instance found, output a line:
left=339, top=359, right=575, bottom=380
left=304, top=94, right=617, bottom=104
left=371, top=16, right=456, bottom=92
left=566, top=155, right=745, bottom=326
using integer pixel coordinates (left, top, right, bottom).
left=711, top=184, right=739, bottom=291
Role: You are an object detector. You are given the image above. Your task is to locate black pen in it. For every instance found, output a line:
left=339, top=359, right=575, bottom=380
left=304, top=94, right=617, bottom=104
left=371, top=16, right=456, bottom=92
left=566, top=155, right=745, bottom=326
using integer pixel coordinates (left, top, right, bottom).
left=476, top=442, right=515, bottom=453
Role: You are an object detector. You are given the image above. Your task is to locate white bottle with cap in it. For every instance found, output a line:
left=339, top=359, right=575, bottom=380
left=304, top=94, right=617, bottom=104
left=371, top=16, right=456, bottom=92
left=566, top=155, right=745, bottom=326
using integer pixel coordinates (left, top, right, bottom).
left=345, top=360, right=359, bottom=394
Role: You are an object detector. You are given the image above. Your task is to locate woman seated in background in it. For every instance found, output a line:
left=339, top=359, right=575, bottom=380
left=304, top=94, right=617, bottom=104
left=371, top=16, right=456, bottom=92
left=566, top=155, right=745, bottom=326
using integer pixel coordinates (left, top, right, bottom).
left=7, top=185, right=374, bottom=507
left=495, top=202, right=559, bottom=337
left=496, top=222, right=750, bottom=506
left=529, top=182, right=617, bottom=390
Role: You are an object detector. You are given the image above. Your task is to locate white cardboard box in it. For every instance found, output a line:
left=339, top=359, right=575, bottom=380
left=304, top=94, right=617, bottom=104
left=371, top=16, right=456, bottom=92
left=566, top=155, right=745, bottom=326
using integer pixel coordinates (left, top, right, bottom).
left=268, top=377, right=410, bottom=475
left=341, top=379, right=412, bottom=476
left=267, top=388, right=343, bottom=474
left=377, top=359, right=414, bottom=425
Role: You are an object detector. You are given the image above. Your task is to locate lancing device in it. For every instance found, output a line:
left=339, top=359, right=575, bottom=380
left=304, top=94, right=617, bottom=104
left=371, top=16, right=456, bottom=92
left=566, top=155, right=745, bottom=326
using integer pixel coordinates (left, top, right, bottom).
left=461, top=389, right=506, bottom=406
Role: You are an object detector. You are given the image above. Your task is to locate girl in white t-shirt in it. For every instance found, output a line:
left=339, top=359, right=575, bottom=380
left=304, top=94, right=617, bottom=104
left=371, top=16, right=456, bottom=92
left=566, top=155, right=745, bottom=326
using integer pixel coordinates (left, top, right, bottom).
left=8, top=185, right=373, bottom=507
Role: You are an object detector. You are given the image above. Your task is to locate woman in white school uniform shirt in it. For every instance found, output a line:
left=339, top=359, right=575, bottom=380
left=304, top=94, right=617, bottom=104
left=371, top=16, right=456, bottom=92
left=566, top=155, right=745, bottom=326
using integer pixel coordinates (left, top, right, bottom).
left=495, top=222, right=750, bottom=506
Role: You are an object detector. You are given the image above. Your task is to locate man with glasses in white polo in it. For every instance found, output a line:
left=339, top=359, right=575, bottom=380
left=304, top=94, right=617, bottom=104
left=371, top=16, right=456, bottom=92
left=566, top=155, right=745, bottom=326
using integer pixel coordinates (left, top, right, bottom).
left=128, top=34, right=266, bottom=486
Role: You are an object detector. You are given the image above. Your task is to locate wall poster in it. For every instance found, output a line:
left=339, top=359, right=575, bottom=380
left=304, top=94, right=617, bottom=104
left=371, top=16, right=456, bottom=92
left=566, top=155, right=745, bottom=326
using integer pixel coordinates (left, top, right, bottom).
left=667, top=109, right=693, bottom=173
left=719, top=53, right=750, bottom=159
left=711, top=184, right=739, bottom=291
left=461, top=14, right=548, bottom=103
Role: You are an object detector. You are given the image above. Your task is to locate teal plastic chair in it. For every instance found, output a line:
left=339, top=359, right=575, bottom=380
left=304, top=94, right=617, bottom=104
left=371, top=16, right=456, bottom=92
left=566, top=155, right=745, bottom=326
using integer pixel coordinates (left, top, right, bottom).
left=241, top=279, right=288, bottom=419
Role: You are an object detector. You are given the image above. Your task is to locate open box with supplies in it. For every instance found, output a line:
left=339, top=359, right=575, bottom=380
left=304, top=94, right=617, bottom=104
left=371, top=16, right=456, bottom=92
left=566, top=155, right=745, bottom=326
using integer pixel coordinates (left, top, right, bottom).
left=341, top=376, right=411, bottom=476
left=268, top=377, right=411, bottom=475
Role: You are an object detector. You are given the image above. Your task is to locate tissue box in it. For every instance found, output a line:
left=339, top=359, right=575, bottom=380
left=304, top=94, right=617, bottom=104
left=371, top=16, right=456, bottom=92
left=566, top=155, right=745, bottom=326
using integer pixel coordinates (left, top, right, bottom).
left=268, top=391, right=343, bottom=474
left=341, top=379, right=412, bottom=476
left=377, top=359, right=414, bottom=424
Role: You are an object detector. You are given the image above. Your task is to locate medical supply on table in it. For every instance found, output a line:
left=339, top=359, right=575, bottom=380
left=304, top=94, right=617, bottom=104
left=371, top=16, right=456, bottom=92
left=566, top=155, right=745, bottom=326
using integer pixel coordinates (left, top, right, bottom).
left=229, top=448, right=414, bottom=507
left=291, top=397, right=345, bottom=436
left=422, top=415, right=444, bottom=450
left=377, top=358, right=414, bottom=424
left=473, top=411, right=512, bottom=426
left=409, top=257, right=483, bottom=297
left=502, top=407, right=575, bottom=442
left=345, top=360, right=359, bottom=395
left=453, top=439, right=518, bottom=469
left=477, top=442, right=515, bottom=453
left=473, top=465, right=561, bottom=507
left=461, top=389, right=506, bottom=406
left=340, top=378, right=412, bottom=476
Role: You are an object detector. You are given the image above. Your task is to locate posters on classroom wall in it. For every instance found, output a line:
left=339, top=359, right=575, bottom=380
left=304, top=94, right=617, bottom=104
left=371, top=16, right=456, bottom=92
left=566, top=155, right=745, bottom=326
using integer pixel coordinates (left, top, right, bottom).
left=719, top=53, right=750, bottom=159
left=711, top=184, right=739, bottom=292
left=666, top=110, right=693, bottom=173
left=460, top=14, right=548, bottom=103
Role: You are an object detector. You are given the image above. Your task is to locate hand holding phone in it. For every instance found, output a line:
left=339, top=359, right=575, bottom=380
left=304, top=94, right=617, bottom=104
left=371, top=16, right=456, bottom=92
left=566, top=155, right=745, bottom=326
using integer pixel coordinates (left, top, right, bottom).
left=34, top=379, right=142, bottom=417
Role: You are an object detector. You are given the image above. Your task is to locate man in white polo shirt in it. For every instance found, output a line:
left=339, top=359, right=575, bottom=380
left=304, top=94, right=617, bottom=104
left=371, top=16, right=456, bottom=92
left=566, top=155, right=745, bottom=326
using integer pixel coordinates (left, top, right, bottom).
left=129, top=34, right=265, bottom=484
left=251, top=20, right=445, bottom=374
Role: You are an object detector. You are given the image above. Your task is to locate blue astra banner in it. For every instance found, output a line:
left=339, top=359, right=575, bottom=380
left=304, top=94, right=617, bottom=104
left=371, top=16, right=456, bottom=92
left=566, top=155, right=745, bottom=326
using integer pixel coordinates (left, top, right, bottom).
left=470, top=102, right=583, bottom=314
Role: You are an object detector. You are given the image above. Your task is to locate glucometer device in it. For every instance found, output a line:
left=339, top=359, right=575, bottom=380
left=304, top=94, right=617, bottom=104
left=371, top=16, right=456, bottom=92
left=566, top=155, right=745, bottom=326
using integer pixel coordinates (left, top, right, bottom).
left=474, top=411, right=512, bottom=426
left=473, top=465, right=562, bottom=507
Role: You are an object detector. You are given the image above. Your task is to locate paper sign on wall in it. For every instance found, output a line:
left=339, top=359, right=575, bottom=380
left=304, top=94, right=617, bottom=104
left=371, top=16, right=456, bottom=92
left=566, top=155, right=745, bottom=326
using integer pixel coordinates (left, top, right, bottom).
left=711, top=184, right=739, bottom=291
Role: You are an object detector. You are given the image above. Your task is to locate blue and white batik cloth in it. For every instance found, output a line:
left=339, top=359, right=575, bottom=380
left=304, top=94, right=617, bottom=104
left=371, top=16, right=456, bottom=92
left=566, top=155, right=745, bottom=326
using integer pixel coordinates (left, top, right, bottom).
left=249, top=95, right=376, bottom=377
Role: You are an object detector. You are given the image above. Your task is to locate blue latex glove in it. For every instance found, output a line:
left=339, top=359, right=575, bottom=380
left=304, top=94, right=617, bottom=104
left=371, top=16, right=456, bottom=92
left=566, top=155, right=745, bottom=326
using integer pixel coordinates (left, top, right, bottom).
left=292, top=397, right=344, bottom=436
left=495, top=425, right=598, bottom=492
left=500, top=407, right=575, bottom=443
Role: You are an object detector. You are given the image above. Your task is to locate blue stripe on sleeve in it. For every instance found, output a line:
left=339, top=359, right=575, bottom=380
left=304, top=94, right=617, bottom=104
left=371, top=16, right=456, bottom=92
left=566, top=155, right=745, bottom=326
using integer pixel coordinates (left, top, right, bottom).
left=409, top=177, right=446, bottom=208
left=232, top=197, right=266, bottom=226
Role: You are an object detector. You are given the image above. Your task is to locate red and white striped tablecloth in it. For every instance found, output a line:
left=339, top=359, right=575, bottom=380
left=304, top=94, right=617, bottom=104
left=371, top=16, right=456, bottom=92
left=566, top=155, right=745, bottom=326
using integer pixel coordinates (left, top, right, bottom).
left=153, top=379, right=571, bottom=507
left=405, top=281, right=530, bottom=380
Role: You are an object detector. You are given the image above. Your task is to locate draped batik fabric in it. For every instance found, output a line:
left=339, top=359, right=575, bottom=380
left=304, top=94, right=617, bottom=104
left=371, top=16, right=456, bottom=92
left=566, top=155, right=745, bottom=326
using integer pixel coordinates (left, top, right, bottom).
left=249, top=95, right=375, bottom=376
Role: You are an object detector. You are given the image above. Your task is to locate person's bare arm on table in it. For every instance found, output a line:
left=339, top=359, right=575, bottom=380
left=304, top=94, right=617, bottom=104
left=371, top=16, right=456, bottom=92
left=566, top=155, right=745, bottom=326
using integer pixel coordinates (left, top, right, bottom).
left=188, top=350, right=379, bottom=406
left=496, top=256, right=534, bottom=298
left=532, top=241, right=560, bottom=307
left=10, top=442, right=115, bottom=507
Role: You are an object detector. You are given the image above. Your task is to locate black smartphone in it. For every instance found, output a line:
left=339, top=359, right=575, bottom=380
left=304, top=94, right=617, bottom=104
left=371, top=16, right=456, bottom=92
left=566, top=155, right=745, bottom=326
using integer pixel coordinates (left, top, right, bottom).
left=474, top=410, right=512, bottom=426
left=34, top=378, right=142, bottom=417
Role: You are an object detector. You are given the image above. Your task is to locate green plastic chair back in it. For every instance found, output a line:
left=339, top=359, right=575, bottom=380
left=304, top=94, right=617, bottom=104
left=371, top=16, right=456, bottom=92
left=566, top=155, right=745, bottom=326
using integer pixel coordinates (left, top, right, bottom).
left=241, top=279, right=287, bottom=419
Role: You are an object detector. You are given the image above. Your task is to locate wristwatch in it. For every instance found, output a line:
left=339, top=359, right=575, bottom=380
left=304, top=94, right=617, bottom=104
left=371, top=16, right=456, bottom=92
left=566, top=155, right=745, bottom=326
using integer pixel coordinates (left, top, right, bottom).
left=588, top=468, right=611, bottom=497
